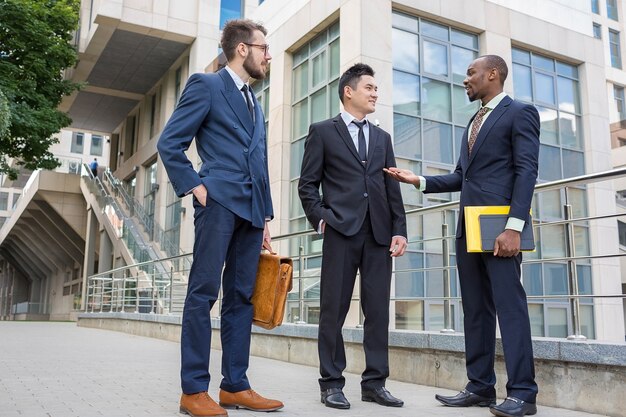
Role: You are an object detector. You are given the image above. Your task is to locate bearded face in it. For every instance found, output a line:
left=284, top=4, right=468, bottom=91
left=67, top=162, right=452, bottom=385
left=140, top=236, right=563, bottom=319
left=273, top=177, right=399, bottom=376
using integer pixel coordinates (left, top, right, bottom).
left=243, top=52, right=267, bottom=80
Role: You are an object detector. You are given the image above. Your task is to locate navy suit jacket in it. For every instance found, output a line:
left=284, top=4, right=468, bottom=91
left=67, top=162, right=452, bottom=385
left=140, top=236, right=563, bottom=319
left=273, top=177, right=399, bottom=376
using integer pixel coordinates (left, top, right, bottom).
left=298, top=115, right=407, bottom=246
left=424, top=96, right=540, bottom=238
left=157, top=69, right=273, bottom=229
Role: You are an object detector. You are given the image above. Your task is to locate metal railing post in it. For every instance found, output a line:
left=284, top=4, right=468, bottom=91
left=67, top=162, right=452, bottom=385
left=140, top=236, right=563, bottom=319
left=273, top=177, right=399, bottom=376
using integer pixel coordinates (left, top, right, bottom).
left=151, top=272, right=156, bottom=314
left=169, top=266, right=174, bottom=314
left=441, top=211, right=454, bottom=333
left=100, top=280, right=104, bottom=313
left=564, top=200, right=586, bottom=340
left=296, top=240, right=306, bottom=324
left=135, top=273, right=140, bottom=313
left=86, top=277, right=91, bottom=313
left=121, top=271, right=126, bottom=313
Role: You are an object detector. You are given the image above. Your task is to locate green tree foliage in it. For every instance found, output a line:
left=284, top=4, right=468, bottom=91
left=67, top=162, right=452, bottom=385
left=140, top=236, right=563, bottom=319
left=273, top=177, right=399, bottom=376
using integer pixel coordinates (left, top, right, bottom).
left=0, top=89, right=9, bottom=139
left=0, top=0, right=81, bottom=180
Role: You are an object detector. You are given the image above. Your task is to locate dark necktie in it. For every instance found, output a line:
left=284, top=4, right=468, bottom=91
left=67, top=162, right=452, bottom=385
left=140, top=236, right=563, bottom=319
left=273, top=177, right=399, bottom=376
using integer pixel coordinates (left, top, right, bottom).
left=468, top=106, right=489, bottom=155
left=352, top=120, right=367, bottom=162
left=241, top=84, right=254, bottom=122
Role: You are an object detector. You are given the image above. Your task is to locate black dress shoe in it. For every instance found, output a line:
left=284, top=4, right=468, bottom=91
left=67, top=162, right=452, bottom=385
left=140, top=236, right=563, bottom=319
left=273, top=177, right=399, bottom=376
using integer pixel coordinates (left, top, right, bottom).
left=490, top=397, right=537, bottom=417
left=320, top=388, right=350, bottom=409
left=435, top=389, right=496, bottom=407
left=361, top=387, right=404, bottom=407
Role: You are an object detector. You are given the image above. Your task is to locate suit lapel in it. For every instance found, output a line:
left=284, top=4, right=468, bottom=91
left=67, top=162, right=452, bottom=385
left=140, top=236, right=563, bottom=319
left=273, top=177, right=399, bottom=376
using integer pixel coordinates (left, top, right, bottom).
left=249, top=92, right=264, bottom=153
left=218, top=69, right=254, bottom=136
left=467, top=96, right=512, bottom=167
left=333, top=115, right=362, bottom=165
left=367, top=124, right=380, bottom=167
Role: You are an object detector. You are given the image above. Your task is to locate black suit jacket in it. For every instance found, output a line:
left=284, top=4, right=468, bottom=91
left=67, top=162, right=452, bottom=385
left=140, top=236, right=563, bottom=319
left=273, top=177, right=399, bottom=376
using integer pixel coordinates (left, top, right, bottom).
left=298, top=115, right=407, bottom=246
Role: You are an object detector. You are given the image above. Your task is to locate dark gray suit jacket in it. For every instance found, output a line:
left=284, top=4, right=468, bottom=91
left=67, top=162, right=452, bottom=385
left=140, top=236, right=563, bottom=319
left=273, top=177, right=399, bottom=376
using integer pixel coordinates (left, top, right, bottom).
left=298, top=115, right=406, bottom=246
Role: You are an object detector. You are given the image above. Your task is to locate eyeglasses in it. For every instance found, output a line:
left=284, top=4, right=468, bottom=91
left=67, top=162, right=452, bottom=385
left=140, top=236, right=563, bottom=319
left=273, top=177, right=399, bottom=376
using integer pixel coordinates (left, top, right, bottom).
left=243, top=42, right=270, bottom=55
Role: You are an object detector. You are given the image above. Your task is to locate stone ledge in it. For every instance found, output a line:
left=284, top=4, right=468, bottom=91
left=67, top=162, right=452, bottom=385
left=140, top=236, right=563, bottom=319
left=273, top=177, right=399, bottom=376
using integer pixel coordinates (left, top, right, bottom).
left=77, top=312, right=626, bottom=367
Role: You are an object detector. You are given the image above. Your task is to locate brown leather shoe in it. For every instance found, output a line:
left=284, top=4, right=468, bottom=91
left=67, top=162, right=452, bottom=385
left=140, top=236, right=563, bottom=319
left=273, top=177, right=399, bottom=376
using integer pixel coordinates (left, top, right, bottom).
left=180, top=392, right=228, bottom=417
left=219, top=389, right=284, bottom=411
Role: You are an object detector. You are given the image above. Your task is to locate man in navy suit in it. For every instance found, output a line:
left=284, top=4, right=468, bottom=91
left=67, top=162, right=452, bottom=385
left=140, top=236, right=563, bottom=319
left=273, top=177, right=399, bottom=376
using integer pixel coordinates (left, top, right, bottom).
left=386, top=55, right=539, bottom=417
left=299, top=63, right=407, bottom=410
left=157, top=19, right=282, bottom=417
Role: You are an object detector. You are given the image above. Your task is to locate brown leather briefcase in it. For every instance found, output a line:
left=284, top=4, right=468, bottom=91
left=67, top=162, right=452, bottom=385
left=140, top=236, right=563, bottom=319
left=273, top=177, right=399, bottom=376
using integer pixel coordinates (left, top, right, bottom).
left=252, top=252, right=293, bottom=330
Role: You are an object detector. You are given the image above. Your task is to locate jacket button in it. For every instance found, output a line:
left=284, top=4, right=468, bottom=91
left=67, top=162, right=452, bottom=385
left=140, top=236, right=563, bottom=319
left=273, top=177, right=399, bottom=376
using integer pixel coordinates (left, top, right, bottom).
left=465, top=178, right=470, bottom=181
left=243, top=148, right=248, bottom=153
left=364, top=193, right=368, bottom=197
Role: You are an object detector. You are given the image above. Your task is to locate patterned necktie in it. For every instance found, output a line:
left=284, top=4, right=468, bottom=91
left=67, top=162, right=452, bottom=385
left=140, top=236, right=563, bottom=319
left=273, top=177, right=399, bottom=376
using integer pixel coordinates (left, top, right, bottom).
left=352, top=120, right=367, bottom=162
left=241, top=84, right=254, bottom=122
left=468, top=106, right=489, bottom=155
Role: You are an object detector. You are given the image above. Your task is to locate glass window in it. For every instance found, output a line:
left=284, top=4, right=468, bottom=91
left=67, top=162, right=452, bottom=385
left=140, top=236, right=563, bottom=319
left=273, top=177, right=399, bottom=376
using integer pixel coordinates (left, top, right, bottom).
left=539, top=145, right=562, bottom=181
left=149, top=94, right=157, bottom=138
left=537, top=106, right=558, bottom=145
left=547, top=307, right=568, bottom=337
left=614, top=84, right=625, bottom=117
left=422, top=78, right=451, bottom=122
left=528, top=304, right=545, bottom=337
left=579, top=305, right=595, bottom=339
left=513, top=64, right=532, bottom=102
left=90, top=135, right=103, bottom=156
left=544, top=263, right=568, bottom=297
left=0, top=192, right=8, bottom=211
left=143, top=162, right=157, bottom=238
left=395, top=300, right=424, bottom=330
left=71, top=132, right=84, bottom=154
left=174, top=67, right=182, bottom=104
left=512, top=48, right=584, bottom=180
left=290, top=22, right=340, bottom=232
left=609, top=30, right=622, bottom=69
left=163, top=182, right=181, bottom=257
left=394, top=114, right=421, bottom=159
left=591, top=0, right=600, bottom=13
left=252, top=74, right=270, bottom=136
left=393, top=11, right=479, bottom=210
left=535, top=72, right=556, bottom=105
left=593, top=23, right=602, bottom=39
left=392, top=30, right=419, bottom=74
left=393, top=71, right=420, bottom=116
left=607, top=0, right=618, bottom=20
left=619, top=220, right=626, bottom=246
left=423, top=120, right=453, bottom=164
left=423, top=41, right=448, bottom=76
left=219, top=0, right=243, bottom=29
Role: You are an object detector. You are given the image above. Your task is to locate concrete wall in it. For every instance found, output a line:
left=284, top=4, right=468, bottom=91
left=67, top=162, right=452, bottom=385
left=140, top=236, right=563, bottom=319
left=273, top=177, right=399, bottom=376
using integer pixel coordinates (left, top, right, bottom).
left=77, top=313, right=626, bottom=416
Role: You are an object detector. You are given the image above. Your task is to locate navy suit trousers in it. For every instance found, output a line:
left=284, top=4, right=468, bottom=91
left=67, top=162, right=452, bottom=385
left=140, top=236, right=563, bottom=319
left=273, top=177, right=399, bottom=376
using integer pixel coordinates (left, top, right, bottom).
left=180, top=195, right=263, bottom=394
left=456, top=237, right=538, bottom=402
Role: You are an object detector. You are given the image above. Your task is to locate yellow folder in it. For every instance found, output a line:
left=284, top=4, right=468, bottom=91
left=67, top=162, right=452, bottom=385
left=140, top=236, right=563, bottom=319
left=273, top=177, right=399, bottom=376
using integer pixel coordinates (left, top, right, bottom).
left=464, top=206, right=535, bottom=253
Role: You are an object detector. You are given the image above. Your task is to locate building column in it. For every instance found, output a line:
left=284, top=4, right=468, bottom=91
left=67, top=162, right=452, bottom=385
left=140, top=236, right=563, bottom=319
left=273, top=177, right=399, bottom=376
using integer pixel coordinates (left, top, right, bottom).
left=80, top=207, right=98, bottom=310
left=98, top=229, right=113, bottom=273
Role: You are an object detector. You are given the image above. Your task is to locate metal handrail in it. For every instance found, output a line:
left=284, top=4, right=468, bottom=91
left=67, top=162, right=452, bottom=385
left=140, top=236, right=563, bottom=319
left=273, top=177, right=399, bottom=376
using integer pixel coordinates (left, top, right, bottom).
left=103, top=169, right=189, bottom=265
left=84, top=168, right=626, bottom=340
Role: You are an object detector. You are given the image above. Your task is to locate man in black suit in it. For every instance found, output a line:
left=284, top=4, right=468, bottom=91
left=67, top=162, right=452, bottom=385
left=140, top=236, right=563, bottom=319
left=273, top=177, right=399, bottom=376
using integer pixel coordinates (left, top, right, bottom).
left=386, top=55, right=539, bottom=417
left=298, top=63, right=407, bottom=410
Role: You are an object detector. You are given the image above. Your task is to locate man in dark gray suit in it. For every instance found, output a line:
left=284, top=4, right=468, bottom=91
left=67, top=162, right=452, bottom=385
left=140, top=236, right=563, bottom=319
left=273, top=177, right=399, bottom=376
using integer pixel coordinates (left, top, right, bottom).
left=298, top=63, right=407, bottom=410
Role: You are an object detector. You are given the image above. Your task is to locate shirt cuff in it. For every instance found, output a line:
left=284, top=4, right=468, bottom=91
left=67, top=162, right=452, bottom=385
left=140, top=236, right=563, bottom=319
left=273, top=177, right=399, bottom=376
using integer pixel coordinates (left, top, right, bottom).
left=505, top=217, right=525, bottom=232
left=317, top=219, right=324, bottom=234
left=415, top=176, right=426, bottom=191
left=186, top=184, right=201, bottom=195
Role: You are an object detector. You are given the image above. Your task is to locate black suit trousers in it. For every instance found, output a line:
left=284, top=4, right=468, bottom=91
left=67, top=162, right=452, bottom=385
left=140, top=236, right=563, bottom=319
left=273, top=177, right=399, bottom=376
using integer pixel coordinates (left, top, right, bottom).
left=317, top=215, right=392, bottom=390
left=456, top=237, right=538, bottom=402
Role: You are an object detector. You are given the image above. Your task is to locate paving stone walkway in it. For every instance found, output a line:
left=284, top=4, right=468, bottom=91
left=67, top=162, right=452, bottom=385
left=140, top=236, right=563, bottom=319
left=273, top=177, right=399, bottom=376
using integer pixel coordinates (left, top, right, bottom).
left=0, top=322, right=610, bottom=417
